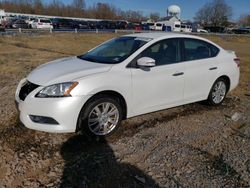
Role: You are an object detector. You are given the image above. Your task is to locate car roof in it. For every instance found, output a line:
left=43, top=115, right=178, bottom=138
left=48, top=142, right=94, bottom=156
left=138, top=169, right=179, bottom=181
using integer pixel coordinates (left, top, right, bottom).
left=126, top=32, right=206, bottom=40
left=125, top=32, right=221, bottom=48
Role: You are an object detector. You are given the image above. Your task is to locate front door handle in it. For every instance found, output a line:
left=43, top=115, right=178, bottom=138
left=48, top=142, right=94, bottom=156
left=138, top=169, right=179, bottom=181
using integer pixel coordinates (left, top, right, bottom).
left=209, top=67, right=217, bottom=70
left=172, top=72, right=184, bottom=76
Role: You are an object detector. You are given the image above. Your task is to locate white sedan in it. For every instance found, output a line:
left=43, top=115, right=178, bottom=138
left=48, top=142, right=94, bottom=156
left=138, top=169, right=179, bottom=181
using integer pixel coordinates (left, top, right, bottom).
left=15, top=33, right=240, bottom=137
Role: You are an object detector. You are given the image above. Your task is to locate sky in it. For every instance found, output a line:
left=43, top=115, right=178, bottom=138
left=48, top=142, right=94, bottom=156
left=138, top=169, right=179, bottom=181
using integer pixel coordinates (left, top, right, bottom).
left=46, top=0, right=250, bottom=21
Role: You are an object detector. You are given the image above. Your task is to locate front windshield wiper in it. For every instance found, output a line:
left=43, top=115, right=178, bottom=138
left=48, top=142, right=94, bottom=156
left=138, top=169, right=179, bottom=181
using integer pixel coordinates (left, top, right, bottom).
left=77, top=56, right=98, bottom=63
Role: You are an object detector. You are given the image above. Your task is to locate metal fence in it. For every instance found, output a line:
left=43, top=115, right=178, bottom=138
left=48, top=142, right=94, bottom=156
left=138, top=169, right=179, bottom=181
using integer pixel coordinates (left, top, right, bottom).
left=1, top=28, right=250, bottom=37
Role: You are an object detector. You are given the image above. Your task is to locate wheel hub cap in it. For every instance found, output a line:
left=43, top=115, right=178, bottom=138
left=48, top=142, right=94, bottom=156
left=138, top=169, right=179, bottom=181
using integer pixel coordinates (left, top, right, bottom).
left=88, top=102, right=119, bottom=136
left=212, top=81, right=226, bottom=104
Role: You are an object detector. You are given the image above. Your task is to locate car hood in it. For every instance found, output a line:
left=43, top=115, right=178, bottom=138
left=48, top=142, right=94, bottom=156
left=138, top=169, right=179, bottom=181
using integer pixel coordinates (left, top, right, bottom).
left=27, top=56, right=113, bottom=86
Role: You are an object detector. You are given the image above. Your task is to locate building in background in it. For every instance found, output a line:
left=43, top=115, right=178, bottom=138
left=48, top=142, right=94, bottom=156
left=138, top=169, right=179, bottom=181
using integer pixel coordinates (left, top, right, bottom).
left=155, top=5, right=182, bottom=32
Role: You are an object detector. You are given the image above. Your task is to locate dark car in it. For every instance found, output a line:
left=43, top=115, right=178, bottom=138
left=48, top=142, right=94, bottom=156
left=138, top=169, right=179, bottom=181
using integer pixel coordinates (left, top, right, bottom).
left=12, top=19, right=29, bottom=29
left=4, top=18, right=17, bottom=28
left=127, top=22, right=135, bottom=30
left=76, top=20, right=89, bottom=29
left=141, top=24, right=150, bottom=30
left=88, top=21, right=97, bottom=29
left=51, top=18, right=78, bottom=29
left=204, top=26, right=225, bottom=33
left=116, top=21, right=127, bottom=29
left=96, top=21, right=116, bottom=29
left=232, top=28, right=250, bottom=34
left=0, top=25, right=5, bottom=32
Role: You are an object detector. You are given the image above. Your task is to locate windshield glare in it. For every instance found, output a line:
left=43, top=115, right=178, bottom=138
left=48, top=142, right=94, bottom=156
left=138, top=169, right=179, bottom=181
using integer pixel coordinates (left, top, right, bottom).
left=78, top=37, right=151, bottom=64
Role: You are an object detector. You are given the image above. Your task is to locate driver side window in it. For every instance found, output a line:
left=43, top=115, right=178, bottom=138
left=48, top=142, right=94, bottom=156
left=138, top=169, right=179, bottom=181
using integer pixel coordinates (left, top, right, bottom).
left=141, top=39, right=180, bottom=66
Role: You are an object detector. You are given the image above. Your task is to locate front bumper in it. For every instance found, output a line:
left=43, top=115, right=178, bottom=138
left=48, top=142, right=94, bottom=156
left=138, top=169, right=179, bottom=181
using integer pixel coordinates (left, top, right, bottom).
left=15, top=79, right=90, bottom=133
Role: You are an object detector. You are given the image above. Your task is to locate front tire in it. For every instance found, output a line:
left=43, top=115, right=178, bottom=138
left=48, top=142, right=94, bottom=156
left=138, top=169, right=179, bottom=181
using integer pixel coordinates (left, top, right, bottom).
left=78, top=96, right=123, bottom=137
left=207, top=78, right=228, bottom=106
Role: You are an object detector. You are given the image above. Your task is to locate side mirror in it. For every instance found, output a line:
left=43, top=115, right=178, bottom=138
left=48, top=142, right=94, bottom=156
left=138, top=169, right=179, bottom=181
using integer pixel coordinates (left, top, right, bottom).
left=137, top=57, right=156, bottom=67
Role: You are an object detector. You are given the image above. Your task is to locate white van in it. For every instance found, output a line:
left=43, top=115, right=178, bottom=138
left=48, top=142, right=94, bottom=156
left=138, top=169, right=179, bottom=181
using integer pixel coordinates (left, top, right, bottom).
left=154, top=22, right=164, bottom=31
left=173, top=21, right=181, bottom=32
left=181, top=25, right=192, bottom=32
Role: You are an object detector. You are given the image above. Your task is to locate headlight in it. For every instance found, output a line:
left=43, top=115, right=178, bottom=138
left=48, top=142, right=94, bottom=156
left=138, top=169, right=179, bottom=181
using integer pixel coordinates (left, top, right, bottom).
left=36, top=82, right=78, bottom=98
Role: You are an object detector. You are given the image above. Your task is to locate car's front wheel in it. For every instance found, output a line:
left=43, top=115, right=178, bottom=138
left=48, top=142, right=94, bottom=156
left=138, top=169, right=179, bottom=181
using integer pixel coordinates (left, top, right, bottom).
left=207, top=78, right=228, bottom=106
left=79, top=96, right=123, bottom=137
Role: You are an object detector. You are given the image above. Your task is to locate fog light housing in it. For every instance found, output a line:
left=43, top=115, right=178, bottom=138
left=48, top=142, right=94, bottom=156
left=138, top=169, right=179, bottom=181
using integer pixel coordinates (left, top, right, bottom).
left=29, top=115, right=59, bottom=125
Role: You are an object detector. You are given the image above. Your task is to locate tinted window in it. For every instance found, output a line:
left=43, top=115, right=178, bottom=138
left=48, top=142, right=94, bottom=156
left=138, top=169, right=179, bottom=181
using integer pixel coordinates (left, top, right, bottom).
left=141, top=39, right=180, bottom=66
left=183, top=39, right=219, bottom=61
left=40, top=19, right=51, bottom=23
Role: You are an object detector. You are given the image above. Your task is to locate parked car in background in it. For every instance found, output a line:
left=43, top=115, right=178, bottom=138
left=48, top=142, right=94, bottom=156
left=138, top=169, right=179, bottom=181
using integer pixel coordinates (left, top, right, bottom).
left=134, top=23, right=142, bottom=30
left=76, top=20, right=89, bottom=29
left=197, top=29, right=209, bottom=33
left=51, top=18, right=77, bottom=29
left=0, top=25, right=5, bottom=32
left=116, top=21, right=127, bottom=29
left=180, top=25, right=192, bottom=32
left=32, top=18, right=53, bottom=29
left=147, top=22, right=155, bottom=30
left=15, top=33, right=240, bottom=137
left=88, top=21, right=97, bottom=29
left=4, top=17, right=17, bottom=28
left=12, top=19, right=29, bottom=29
left=204, top=26, right=225, bottom=33
left=155, top=22, right=164, bottom=31
left=232, top=28, right=250, bottom=34
left=96, top=21, right=116, bottom=30
left=141, top=23, right=150, bottom=30
left=26, top=17, right=36, bottom=28
left=172, top=22, right=181, bottom=32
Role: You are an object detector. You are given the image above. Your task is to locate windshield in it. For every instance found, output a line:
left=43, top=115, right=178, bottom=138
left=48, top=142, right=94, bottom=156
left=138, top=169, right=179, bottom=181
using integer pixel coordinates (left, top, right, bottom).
left=78, top=37, right=151, bottom=64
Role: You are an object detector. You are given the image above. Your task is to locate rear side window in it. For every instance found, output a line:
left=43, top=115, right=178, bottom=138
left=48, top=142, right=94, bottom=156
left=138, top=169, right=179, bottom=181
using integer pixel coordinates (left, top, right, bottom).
left=183, top=38, right=219, bottom=61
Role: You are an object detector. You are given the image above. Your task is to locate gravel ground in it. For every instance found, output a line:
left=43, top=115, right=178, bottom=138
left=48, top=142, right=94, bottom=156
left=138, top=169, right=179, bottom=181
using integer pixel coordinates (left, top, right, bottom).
left=0, top=34, right=249, bottom=187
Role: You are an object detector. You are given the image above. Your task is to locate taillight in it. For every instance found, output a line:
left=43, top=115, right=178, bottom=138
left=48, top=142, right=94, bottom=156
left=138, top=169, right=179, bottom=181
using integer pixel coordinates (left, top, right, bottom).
left=234, top=58, right=240, bottom=67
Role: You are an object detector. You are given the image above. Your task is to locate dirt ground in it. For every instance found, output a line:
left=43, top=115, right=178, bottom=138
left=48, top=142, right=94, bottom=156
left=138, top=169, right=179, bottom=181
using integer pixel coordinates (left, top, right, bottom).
left=0, top=33, right=249, bottom=187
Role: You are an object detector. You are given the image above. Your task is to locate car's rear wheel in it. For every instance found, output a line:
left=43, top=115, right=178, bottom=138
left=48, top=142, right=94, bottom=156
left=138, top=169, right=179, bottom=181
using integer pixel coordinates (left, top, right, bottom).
left=79, top=96, right=123, bottom=137
left=207, top=78, right=227, bottom=106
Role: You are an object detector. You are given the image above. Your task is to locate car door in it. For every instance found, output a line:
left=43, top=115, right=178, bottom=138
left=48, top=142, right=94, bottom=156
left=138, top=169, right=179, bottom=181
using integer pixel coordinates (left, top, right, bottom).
left=131, top=38, right=185, bottom=115
left=182, top=38, right=219, bottom=103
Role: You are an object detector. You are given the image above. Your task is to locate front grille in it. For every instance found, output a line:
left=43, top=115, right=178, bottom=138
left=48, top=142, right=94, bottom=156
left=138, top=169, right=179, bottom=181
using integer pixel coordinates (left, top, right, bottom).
left=19, top=81, right=39, bottom=101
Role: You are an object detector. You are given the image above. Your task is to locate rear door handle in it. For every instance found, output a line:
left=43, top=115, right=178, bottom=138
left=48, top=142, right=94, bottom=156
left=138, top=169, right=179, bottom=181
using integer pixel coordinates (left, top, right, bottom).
left=209, top=67, right=217, bottom=70
left=172, top=72, right=184, bottom=76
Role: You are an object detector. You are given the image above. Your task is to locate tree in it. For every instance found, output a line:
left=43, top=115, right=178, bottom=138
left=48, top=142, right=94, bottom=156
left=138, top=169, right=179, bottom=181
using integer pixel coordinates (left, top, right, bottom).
left=149, top=12, right=160, bottom=22
left=194, top=0, right=232, bottom=27
left=33, top=0, right=43, bottom=14
left=238, top=14, right=250, bottom=27
left=72, top=0, right=86, bottom=17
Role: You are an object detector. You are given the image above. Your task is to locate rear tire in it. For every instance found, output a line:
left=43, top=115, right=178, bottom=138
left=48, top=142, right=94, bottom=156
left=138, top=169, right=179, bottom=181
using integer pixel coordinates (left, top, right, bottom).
left=207, top=78, right=228, bottom=106
left=78, top=95, right=123, bottom=138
